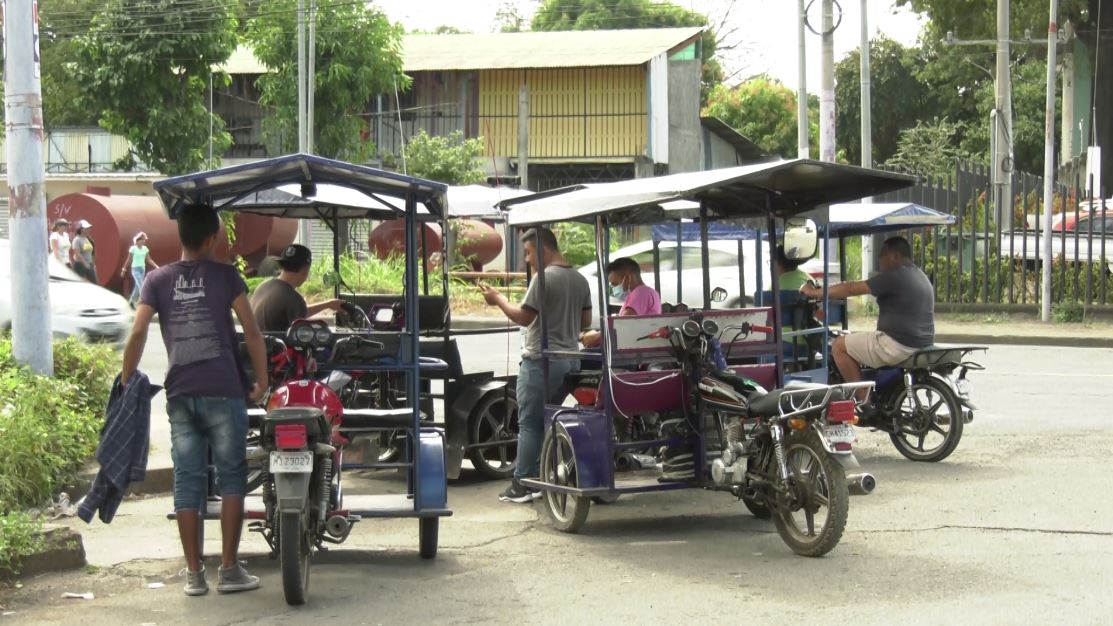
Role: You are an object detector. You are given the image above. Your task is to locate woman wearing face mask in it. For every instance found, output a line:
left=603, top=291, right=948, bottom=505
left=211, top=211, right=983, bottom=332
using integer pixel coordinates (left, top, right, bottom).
left=580, top=257, right=661, bottom=348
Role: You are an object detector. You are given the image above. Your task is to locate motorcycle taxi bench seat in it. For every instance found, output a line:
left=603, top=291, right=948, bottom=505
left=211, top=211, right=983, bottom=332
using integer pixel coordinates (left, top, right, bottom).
left=340, top=407, right=416, bottom=430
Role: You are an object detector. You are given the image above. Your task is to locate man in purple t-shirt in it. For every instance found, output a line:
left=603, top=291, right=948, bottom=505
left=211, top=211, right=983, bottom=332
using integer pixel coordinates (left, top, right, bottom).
left=581, top=257, right=662, bottom=348
left=120, top=204, right=268, bottom=597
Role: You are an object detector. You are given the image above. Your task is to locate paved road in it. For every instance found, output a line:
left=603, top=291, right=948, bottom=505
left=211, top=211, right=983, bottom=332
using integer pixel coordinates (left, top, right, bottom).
left=4, top=343, right=1111, bottom=625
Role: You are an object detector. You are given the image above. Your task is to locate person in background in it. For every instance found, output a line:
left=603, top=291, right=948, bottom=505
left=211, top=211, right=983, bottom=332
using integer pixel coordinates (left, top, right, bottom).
left=481, top=227, right=592, bottom=503
left=580, top=256, right=661, bottom=348
left=774, top=244, right=813, bottom=291
left=250, top=244, right=343, bottom=333
left=49, top=218, right=72, bottom=267
left=121, top=232, right=159, bottom=309
left=120, top=203, right=268, bottom=596
left=71, top=219, right=97, bottom=283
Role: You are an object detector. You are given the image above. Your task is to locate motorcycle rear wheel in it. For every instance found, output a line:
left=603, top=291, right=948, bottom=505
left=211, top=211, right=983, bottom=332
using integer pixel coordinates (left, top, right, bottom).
left=540, top=424, right=590, bottom=533
left=886, top=377, right=964, bottom=463
left=279, top=510, right=311, bottom=605
left=771, top=432, right=849, bottom=557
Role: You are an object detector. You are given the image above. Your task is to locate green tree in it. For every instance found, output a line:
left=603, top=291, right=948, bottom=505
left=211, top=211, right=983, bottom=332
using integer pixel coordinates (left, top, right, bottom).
left=72, top=0, right=237, bottom=175
left=702, top=77, right=818, bottom=158
left=246, top=0, right=407, bottom=160
left=530, top=0, right=723, bottom=103
left=835, top=37, right=934, bottom=165
left=400, top=130, right=486, bottom=185
left=39, top=0, right=101, bottom=127
left=884, top=117, right=975, bottom=178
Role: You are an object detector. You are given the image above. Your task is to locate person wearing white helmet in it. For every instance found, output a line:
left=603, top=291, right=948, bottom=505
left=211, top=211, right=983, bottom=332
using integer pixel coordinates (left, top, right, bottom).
left=71, top=219, right=98, bottom=283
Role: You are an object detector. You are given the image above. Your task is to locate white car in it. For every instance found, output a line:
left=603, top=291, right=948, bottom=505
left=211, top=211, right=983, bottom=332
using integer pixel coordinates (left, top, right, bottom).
left=578, top=239, right=839, bottom=316
left=0, top=239, right=131, bottom=346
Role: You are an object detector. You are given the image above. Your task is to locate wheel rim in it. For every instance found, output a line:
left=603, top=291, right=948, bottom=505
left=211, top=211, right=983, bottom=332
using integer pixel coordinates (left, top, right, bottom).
left=891, top=383, right=956, bottom=458
left=778, top=443, right=835, bottom=542
left=472, top=396, right=518, bottom=475
left=542, top=429, right=579, bottom=524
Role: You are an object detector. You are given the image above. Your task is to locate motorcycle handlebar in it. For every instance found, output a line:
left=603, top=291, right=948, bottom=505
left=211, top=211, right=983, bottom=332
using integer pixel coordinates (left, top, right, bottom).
left=636, top=326, right=671, bottom=341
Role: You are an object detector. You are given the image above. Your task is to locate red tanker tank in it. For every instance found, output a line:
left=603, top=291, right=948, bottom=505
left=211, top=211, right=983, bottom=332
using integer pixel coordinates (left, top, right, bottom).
left=369, top=220, right=443, bottom=259
left=453, top=220, right=503, bottom=270
left=46, top=192, right=297, bottom=292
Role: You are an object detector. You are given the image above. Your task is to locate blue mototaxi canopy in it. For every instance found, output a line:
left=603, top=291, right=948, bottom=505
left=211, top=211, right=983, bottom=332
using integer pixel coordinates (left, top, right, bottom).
left=825, top=202, right=955, bottom=236
left=651, top=222, right=763, bottom=242
left=154, top=153, right=448, bottom=221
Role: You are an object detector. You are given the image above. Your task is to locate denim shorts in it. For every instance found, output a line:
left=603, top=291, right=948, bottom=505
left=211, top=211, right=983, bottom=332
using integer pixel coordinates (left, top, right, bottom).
left=166, top=395, right=248, bottom=511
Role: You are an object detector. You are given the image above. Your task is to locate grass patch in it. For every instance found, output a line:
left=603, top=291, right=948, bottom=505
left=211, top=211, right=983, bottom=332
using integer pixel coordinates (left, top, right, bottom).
left=0, top=336, right=115, bottom=574
left=1052, top=300, right=1085, bottom=323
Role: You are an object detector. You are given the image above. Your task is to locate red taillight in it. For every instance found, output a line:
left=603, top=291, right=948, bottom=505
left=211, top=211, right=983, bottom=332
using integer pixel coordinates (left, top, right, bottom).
left=572, top=387, right=598, bottom=407
left=833, top=442, right=852, bottom=452
left=275, top=424, right=307, bottom=450
left=827, top=400, right=857, bottom=423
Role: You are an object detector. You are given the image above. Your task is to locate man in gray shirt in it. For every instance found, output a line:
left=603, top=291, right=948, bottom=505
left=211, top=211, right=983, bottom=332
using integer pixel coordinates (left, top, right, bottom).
left=801, top=236, right=934, bottom=402
left=482, top=227, right=592, bottom=503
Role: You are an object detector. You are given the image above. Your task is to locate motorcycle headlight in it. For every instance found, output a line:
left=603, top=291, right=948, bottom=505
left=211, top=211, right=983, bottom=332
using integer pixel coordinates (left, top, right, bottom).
left=293, top=324, right=315, bottom=345
left=314, top=326, right=331, bottom=345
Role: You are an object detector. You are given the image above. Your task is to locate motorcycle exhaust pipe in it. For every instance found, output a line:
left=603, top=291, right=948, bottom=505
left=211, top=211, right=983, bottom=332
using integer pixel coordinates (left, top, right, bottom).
left=326, top=515, right=352, bottom=541
left=846, top=472, right=876, bottom=496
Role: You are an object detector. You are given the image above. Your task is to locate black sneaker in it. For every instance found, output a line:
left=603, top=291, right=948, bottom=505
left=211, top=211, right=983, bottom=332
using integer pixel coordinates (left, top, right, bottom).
left=498, top=479, right=540, bottom=503
left=856, top=403, right=881, bottom=426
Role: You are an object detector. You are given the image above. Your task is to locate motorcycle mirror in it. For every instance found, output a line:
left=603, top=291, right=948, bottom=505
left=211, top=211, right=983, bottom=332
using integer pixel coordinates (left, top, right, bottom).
left=374, top=307, right=395, bottom=324
left=710, top=287, right=728, bottom=303
left=781, top=217, right=818, bottom=262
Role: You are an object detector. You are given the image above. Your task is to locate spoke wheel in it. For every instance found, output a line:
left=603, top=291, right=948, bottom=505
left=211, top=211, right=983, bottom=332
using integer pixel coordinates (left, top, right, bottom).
left=887, top=377, right=964, bottom=463
left=771, top=432, right=848, bottom=557
left=279, top=509, right=311, bottom=605
left=540, top=424, right=590, bottom=533
left=467, top=391, right=519, bottom=480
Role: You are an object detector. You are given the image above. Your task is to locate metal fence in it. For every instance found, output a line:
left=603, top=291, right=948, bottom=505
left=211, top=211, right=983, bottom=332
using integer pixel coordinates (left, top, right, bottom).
left=873, top=161, right=1112, bottom=308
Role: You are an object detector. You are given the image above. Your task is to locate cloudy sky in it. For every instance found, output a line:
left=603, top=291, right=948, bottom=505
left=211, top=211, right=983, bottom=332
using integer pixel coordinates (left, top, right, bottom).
left=373, top=0, right=926, bottom=92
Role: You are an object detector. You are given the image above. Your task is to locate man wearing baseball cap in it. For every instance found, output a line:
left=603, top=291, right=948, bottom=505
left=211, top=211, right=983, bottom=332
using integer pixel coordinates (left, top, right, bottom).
left=250, top=244, right=343, bottom=332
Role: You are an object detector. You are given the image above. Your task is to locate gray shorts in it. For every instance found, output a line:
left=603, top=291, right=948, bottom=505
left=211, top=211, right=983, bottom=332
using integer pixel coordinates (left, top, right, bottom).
left=844, top=331, right=918, bottom=368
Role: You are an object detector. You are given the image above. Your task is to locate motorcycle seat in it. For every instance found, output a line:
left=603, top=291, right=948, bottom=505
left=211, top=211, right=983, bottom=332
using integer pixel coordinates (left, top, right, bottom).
left=342, top=407, right=417, bottom=430
left=747, top=381, right=830, bottom=418
left=895, top=345, right=984, bottom=370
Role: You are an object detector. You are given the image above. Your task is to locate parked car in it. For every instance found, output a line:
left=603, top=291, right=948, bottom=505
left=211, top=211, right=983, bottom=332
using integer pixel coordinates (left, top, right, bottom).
left=1001, top=212, right=1113, bottom=273
left=578, top=239, right=838, bottom=319
left=0, top=239, right=131, bottom=346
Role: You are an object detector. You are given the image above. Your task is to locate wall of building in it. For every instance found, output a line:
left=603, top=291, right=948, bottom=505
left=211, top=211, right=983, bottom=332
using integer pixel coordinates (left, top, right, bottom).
left=479, top=67, right=648, bottom=160
left=703, top=131, right=743, bottom=170
left=666, top=59, right=702, bottom=174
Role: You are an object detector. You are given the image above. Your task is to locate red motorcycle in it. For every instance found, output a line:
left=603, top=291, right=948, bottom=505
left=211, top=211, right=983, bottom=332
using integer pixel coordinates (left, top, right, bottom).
left=250, top=314, right=448, bottom=605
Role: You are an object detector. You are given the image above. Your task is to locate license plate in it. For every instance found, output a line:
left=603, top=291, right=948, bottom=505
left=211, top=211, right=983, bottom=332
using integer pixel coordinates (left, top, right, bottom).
left=824, top=424, right=856, bottom=444
left=269, top=450, right=313, bottom=473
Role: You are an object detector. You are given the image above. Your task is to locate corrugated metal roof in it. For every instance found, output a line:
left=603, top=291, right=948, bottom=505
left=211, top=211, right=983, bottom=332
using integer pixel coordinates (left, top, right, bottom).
left=404, top=27, right=703, bottom=71
left=219, top=27, right=703, bottom=75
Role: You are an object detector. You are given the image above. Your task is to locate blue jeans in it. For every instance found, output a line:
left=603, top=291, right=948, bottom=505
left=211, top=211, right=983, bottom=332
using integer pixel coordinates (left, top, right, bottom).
left=167, top=396, right=248, bottom=511
left=129, top=267, right=145, bottom=305
left=515, top=358, right=578, bottom=480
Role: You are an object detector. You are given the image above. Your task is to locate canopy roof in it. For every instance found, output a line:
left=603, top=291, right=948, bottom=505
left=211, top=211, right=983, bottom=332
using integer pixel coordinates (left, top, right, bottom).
left=154, top=154, right=448, bottom=220
left=501, top=160, right=914, bottom=226
left=826, top=202, right=955, bottom=236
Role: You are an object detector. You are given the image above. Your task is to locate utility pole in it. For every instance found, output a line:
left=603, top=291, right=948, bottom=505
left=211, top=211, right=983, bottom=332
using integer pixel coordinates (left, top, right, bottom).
left=797, top=0, right=809, bottom=159
left=296, top=0, right=309, bottom=245
left=307, top=0, right=316, bottom=156
left=517, top=81, right=529, bottom=190
left=819, top=0, right=836, bottom=163
left=860, top=0, right=875, bottom=279
left=1041, top=0, right=1059, bottom=323
left=4, top=0, right=54, bottom=375
left=994, top=0, right=1014, bottom=229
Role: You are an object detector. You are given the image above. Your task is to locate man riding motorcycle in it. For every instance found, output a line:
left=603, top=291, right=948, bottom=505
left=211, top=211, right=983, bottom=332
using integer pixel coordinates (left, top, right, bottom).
left=799, top=236, right=934, bottom=412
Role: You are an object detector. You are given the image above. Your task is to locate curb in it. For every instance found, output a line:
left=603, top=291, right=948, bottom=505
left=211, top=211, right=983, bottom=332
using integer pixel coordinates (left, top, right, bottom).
left=70, top=466, right=175, bottom=501
left=0, top=525, right=85, bottom=581
left=935, top=333, right=1113, bottom=349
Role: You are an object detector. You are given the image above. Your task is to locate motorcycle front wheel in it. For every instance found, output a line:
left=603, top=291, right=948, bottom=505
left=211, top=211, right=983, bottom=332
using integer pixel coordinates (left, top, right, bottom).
left=771, top=432, right=849, bottom=557
left=279, top=509, right=311, bottom=605
left=886, top=376, right=964, bottom=462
